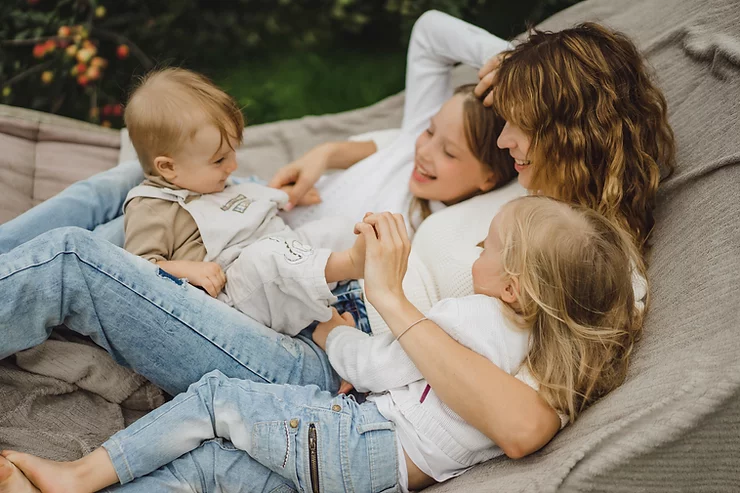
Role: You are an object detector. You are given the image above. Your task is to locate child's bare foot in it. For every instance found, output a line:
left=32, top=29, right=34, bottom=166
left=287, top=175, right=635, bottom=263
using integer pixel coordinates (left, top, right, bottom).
left=0, top=454, right=40, bottom=493
left=1, top=451, right=87, bottom=493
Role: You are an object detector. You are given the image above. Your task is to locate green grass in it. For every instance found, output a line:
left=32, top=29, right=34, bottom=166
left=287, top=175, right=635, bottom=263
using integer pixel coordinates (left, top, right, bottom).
left=210, top=45, right=407, bottom=125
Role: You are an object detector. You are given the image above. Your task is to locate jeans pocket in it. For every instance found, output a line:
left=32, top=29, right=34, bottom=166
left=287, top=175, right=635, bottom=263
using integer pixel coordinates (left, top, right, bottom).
left=269, top=485, right=298, bottom=493
left=252, top=420, right=294, bottom=472
left=357, top=420, right=399, bottom=493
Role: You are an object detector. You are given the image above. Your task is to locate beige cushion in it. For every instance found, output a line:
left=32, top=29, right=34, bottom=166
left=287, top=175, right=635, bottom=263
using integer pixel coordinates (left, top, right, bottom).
left=0, top=106, right=119, bottom=224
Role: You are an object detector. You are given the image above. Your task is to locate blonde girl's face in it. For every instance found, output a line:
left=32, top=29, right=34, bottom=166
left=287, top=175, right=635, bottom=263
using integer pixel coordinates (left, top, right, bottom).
left=409, top=95, right=498, bottom=204
left=497, top=121, right=534, bottom=189
left=472, top=212, right=519, bottom=305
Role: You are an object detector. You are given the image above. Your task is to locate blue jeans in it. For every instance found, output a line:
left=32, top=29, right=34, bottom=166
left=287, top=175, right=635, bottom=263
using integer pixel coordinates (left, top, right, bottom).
left=103, top=370, right=399, bottom=493
left=0, top=227, right=340, bottom=396
left=307, top=280, right=371, bottom=335
left=0, top=159, right=144, bottom=251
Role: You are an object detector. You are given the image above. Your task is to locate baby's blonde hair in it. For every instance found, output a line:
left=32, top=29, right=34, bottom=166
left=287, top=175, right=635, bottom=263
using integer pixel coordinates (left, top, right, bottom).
left=124, top=67, right=245, bottom=175
left=498, top=196, right=644, bottom=422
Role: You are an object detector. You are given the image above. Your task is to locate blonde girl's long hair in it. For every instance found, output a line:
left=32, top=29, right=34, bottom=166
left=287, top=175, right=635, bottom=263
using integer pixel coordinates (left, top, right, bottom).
left=490, top=23, right=676, bottom=254
left=498, top=196, right=644, bottom=422
left=409, top=84, right=516, bottom=229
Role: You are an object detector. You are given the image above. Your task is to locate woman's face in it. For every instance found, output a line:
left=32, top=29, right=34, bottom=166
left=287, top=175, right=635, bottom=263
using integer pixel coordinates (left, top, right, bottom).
left=410, top=95, right=496, bottom=204
left=497, top=121, right=534, bottom=189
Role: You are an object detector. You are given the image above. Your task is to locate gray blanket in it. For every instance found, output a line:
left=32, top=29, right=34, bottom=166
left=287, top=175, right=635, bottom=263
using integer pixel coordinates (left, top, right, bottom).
left=1, top=0, right=739, bottom=489
left=0, top=330, right=164, bottom=459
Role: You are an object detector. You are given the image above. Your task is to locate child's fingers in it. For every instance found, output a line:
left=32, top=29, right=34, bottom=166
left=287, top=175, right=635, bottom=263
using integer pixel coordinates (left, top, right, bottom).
left=268, top=166, right=297, bottom=189
left=355, top=221, right=377, bottom=240
left=355, top=221, right=380, bottom=253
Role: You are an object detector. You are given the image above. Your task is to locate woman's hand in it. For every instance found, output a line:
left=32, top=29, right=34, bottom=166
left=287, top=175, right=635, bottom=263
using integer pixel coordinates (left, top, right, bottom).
left=268, top=143, right=333, bottom=210
left=474, top=53, right=505, bottom=107
left=312, top=307, right=355, bottom=351
left=356, top=212, right=411, bottom=310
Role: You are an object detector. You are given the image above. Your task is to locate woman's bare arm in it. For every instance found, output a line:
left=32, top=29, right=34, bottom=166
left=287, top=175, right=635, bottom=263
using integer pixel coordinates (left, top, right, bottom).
left=374, top=296, right=560, bottom=458
left=358, top=212, right=560, bottom=459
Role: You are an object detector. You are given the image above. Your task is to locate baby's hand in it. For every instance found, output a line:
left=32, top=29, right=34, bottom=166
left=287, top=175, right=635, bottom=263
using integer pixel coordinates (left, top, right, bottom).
left=347, top=218, right=370, bottom=279
left=185, top=262, right=226, bottom=298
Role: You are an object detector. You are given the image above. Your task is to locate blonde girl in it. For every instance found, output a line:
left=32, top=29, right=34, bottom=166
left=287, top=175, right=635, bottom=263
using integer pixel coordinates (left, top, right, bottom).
left=1, top=196, right=643, bottom=493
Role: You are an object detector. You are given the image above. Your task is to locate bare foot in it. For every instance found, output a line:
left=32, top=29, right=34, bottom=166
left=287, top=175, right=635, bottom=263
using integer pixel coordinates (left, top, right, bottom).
left=0, top=454, right=40, bottom=493
left=1, top=451, right=84, bottom=493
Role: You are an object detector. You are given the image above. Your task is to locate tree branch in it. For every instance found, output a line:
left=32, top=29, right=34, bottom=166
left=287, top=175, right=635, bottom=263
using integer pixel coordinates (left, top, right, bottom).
left=1, top=36, right=70, bottom=47
left=2, top=61, right=54, bottom=87
left=90, top=27, right=154, bottom=70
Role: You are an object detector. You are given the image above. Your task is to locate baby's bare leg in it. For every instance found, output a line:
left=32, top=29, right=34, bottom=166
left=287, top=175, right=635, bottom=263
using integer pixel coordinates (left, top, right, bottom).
left=1, top=449, right=116, bottom=493
left=325, top=231, right=366, bottom=283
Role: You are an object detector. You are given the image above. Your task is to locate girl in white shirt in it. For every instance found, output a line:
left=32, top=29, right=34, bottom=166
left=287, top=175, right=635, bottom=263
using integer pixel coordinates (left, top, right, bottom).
left=1, top=196, right=644, bottom=493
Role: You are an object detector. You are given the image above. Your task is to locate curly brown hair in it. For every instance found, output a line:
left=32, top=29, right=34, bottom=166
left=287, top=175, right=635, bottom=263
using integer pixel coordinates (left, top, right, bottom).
left=490, top=22, right=675, bottom=254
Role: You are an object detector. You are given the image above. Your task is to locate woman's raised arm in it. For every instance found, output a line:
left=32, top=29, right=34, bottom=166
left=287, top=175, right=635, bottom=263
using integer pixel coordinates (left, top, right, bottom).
left=359, top=212, right=560, bottom=458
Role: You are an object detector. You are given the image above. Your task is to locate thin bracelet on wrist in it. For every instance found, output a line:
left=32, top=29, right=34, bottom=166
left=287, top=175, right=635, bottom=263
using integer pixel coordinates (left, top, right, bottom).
left=395, top=317, right=428, bottom=342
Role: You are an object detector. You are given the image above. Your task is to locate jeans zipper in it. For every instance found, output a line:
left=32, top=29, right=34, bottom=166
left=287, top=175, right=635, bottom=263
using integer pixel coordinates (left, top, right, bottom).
left=309, top=423, right=320, bottom=493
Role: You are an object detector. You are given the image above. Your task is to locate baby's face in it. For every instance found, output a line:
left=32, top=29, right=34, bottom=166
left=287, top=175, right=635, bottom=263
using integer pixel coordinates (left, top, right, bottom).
left=471, top=212, right=511, bottom=300
left=170, top=124, right=238, bottom=194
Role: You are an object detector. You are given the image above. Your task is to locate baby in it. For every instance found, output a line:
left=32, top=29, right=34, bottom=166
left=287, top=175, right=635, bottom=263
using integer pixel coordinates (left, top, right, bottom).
left=122, top=67, right=365, bottom=334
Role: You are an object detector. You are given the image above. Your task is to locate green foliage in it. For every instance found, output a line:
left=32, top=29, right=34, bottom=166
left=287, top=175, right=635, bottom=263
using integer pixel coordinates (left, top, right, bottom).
left=214, top=45, right=408, bottom=126
left=0, top=0, right=582, bottom=127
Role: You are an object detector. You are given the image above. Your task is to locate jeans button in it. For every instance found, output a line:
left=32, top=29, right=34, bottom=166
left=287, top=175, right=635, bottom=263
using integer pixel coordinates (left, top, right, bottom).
left=289, top=418, right=299, bottom=428
left=331, top=404, right=341, bottom=412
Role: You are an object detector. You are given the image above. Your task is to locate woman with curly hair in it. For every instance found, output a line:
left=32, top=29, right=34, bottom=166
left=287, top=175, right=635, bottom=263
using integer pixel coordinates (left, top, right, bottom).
left=478, top=21, right=675, bottom=252
left=0, top=12, right=675, bottom=492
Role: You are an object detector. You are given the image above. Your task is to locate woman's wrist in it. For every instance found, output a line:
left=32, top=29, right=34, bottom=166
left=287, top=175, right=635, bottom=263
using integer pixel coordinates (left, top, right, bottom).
left=371, top=293, right=423, bottom=336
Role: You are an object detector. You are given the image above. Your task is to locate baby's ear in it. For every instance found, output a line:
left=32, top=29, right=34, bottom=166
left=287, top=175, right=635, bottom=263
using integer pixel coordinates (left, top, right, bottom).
left=154, top=156, right=175, bottom=179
